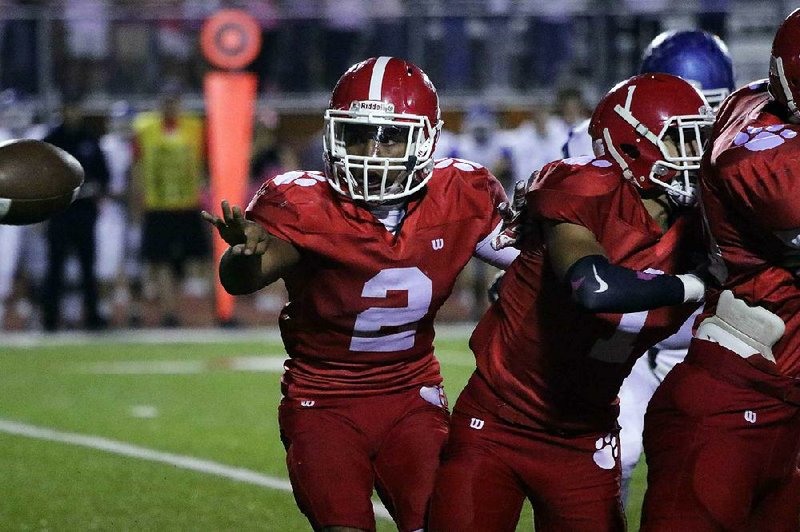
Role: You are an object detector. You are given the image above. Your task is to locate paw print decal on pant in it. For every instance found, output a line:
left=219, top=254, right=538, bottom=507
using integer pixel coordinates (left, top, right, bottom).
left=733, top=125, right=798, bottom=152
left=593, top=433, right=620, bottom=470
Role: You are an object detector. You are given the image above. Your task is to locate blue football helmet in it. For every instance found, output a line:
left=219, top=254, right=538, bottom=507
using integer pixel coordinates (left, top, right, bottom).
left=640, top=30, right=735, bottom=108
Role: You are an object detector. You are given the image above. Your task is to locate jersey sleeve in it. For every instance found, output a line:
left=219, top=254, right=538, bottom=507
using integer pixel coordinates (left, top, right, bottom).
left=245, top=171, right=327, bottom=247
left=439, top=158, right=508, bottom=238
left=525, top=157, right=615, bottom=232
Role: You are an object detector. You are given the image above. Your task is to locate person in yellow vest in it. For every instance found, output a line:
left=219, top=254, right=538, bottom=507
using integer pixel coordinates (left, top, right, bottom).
left=132, top=86, right=209, bottom=327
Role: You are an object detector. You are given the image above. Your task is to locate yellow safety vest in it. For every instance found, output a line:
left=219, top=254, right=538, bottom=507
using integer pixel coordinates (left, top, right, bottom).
left=133, top=112, right=204, bottom=210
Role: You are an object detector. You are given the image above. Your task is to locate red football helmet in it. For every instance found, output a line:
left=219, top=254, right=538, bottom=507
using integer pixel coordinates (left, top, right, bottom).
left=769, top=9, right=800, bottom=119
left=323, top=57, right=443, bottom=203
left=589, top=73, right=714, bottom=206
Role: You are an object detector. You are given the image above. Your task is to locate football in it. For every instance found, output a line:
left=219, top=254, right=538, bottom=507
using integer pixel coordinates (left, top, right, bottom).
left=0, top=139, right=84, bottom=225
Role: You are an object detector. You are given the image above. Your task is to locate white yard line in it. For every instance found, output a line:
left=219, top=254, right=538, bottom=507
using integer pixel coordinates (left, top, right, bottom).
left=79, top=356, right=288, bottom=375
left=80, top=354, right=471, bottom=375
left=0, top=418, right=392, bottom=521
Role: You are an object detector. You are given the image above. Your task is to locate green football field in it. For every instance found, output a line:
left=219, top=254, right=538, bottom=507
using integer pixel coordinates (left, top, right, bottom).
left=0, top=327, right=646, bottom=530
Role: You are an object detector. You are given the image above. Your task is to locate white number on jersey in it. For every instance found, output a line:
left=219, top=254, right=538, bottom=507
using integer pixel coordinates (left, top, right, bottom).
left=349, top=267, right=433, bottom=352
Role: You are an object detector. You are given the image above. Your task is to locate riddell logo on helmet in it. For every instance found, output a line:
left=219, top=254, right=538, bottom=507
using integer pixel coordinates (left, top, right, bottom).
left=350, top=101, right=395, bottom=114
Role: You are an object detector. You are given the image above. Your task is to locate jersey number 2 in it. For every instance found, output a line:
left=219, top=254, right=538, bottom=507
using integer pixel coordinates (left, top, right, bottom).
left=349, top=267, right=433, bottom=352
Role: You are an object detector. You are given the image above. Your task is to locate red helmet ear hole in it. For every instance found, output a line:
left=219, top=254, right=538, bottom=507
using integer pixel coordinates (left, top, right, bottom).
left=620, top=143, right=640, bottom=159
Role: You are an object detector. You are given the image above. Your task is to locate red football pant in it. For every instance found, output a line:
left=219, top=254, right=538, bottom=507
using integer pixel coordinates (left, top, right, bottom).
left=642, top=340, right=800, bottom=531
left=428, top=373, right=626, bottom=532
left=279, top=386, right=449, bottom=531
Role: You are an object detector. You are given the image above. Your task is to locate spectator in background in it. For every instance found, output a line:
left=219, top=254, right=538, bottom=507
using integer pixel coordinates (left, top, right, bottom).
left=367, top=0, right=407, bottom=60
left=503, top=101, right=569, bottom=184
left=554, top=86, right=592, bottom=130
left=97, top=100, right=135, bottom=326
left=610, top=0, right=666, bottom=82
left=42, top=96, right=110, bottom=331
left=322, top=0, right=368, bottom=89
left=0, top=1, right=39, bottom=95
left=275, top=0, right=321, bottom=91
left=698, top=0, right=729, bottom=40
left=518, top=0, right=584, bottom=88
left=132, top=86, right=209, bottom=327
left=443, top=105, right=515, bottom=321
left=485, top=0, right=513, bottom=90
left=249, top=106, right=298, bottom=196
left=451, top=105, right=514, bottom=192
left=432, top=126, right=460, bottom=160
left=241, top=0, right=282, bottom=92
left=62, top=0, right=110, bottom=95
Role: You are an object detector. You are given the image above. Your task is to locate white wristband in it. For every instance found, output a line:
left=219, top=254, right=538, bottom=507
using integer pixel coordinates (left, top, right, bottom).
left=677, top=273, right=705, bottom=303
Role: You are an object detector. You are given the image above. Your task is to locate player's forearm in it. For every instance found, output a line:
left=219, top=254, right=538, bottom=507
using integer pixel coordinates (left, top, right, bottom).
left=219, top=248, right=272, bottom=295
left=567, top=255, right=704, bottom=313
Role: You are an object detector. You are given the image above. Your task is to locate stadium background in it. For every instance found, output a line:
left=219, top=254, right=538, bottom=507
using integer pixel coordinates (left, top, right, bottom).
left=0, top=0, right=792, bottom=330
left=0, top=1, right=794, bottom=530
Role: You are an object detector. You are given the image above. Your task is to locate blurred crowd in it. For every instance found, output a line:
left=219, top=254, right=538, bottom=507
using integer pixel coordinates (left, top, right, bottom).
left=0, top=0, right=745, bottom=98
left=0, top=81, right=590, bottom=331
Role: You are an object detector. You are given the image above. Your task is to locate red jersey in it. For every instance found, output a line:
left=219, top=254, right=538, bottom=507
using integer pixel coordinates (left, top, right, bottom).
left=699, top=81, right=800, bottom=378
left=469, top=156, right=701, bottom=433
left=247, top=159, right=507, bottom=397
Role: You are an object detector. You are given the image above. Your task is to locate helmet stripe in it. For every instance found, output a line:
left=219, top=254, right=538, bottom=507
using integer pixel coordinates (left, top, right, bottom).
left=369, top=56, right=392, bottom=100
left=774, top=56, right=800, bottom=118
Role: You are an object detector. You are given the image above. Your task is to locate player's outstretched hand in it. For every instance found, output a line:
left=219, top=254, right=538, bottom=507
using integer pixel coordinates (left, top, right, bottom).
left=491, top=176, right=532, bottom=251
left=201, top=200, right=271, bottom=256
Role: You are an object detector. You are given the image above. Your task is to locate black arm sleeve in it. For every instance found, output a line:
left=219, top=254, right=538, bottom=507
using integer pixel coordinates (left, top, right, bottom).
left=565, top=255, right=685, bottom=313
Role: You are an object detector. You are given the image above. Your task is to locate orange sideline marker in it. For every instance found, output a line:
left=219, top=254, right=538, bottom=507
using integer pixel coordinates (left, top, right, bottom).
left=201, top=9, right=261, bottom=322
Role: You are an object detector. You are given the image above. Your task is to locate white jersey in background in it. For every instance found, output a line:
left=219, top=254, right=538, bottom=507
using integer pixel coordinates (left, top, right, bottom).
left=504, top=116, right=569, bottom=184
left=97, top=132, right=133, bottom=282
left=561, top=118, right=594, bottom=160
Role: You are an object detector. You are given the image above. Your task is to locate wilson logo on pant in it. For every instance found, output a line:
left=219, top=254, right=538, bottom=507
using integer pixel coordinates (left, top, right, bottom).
left=431, top=238, right=444, bottom=250
left=469, top=417, right=485, bottom=430
left=744, top=410, right=757, bottom=424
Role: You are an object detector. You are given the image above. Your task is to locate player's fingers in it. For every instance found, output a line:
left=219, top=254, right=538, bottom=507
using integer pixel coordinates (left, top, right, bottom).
left=200, top=210, right=217, bottom=224
left=230, top=243, right=245, bottom=256
left=221, top=200, right=233, bottom=224
left=242, top=225, right=264, bottom=255
left=526, top=169, right=540, bottom=187
left=512, top=180, right=527, bottom=210
left=200, top=210, right=226, bottom=230
left=253, top=238, right=269, bottom=256
left=232, top=205, right=246, bottom=225
left=497, top=201, right=513, bottom=221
